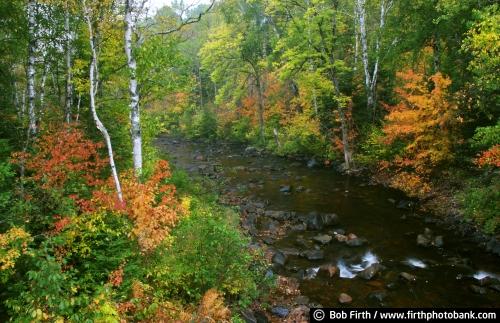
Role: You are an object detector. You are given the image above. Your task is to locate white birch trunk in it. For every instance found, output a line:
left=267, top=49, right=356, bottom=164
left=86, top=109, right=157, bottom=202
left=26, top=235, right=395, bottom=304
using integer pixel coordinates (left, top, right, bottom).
left=64, top=6, right=73, bottom=123
left=124, top=0, right=143, bottom=176
left=39, top=61, right=48, bottom=117
left=84, top=0, right=123, bottom=202
left=75, top=93, right=81, bottom=122
left=27, top=0, right=37, bottom=134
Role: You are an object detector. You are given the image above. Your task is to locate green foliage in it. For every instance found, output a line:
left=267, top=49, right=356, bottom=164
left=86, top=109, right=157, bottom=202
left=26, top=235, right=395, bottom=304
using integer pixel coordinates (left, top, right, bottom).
left=460, top=176, right=500, bottom=234
left=148, top=199, right=265, bottom=306
left=471, top=121, right=500, bottom=150
left=357, top=126, right=404, bottom=166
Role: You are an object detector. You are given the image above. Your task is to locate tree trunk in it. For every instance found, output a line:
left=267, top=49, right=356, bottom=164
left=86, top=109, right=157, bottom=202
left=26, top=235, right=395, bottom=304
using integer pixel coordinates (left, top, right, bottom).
left=64, top=5, right=73, bottom=123
left=124, top=0, right=143, bottom=176
left=84, top=0, right=123, bottom=202
left=255, top=73, right=265, bottom=142
left=27, top=0, right=37, bottom=134
left=75, top=93, right=81, bottom=122
left=39, top=61, right=48, bottom=120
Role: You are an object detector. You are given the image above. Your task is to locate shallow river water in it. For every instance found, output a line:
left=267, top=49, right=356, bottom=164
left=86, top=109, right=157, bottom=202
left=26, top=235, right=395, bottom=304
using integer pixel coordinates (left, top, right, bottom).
left=157, top=137, right=500, bottom=308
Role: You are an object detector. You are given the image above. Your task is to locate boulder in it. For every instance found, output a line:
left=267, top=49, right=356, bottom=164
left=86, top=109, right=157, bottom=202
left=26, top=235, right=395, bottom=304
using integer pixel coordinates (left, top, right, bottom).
left=313, top=234, right=333, bottom=245
left=302, top=250, right=324, bottom=261
left=433, top=235, right=444, bottom=247
left=271, top=306, right=289, bottom=318
left=417, top=234, right=432, bottom=247
left=338, top=293, right=353, bottom=304
left=358, top=263, right=383, bottom=280
left=346, top=238, right=365, bottom=247
left=280, top=185, right=292, bottom=193
left=399, top=272, right=416, bottom=282
left=272, top=251, right=287, bottom=266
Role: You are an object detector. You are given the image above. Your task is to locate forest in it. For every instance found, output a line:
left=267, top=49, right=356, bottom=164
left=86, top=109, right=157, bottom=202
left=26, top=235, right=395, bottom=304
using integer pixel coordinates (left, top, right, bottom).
left=0, top=0, right=499, bottom=321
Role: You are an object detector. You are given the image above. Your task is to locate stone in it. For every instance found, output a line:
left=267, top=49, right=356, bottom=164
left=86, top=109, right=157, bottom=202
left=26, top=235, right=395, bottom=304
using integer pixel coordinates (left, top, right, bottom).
left=399, top=272, right=416, bottom=282
left=254, top=310, right=269, bottom=323
left=245, top=146, right=259, bottom=156
left=287, top=305, right=309, bottom=323
left=320, top=264, right=338, bottom=278
left=280, top=185, right=292, bottom=193
left=302, top=249, right=324, bottom=260
left=332, top=228, right=346, bottom=235
left=388, top=198, right=396, bottom=204
left=489, top=284, right=500, bottom=293
left=358, top=263, right=383, bottom=280
left=338, top=293, right=353, bottom=304
left=486, top=238, right=500, bottom=256
left=346, top=238, right=365, bottom=247
left=396, top=200, right=414, bottom=210
left=264, top=210, right=289, bottom=220
left=280, top=248, right=301, bottom=256
left=347, top=233, right=358, bottom=240
left=272, top=251, right=287, bottom=266
left=304, top=267, right=320, bottom=280
left=271, top=306, right=289, bottom=318
left=368, top=290, right=387, bottom=303
left=433, top=235, right=444, bottom=247
left=335, top=234, right=348, bottom=242
left=470, top=285, right=487, bottom=295
left=313, top=234, right=333, bottom=244
left=417, top=234, right=431, bottom=247
left=307, top=158, right=318, bottom=168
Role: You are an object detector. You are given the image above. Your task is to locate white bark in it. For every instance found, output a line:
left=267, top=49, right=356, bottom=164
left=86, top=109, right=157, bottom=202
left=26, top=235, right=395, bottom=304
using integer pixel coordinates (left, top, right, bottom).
left=75, top=93, right=81, bottom=122
left=356, top=0, right=392, bottom=113
left=64, top=6, right=73, bottom=123
left=124, top=0, right=143, bottom=176
left=27, top=0, right=37, bottom=134
left=83, top=0, right=123, bottom=202
left=39, top=61, right=48, bottom=116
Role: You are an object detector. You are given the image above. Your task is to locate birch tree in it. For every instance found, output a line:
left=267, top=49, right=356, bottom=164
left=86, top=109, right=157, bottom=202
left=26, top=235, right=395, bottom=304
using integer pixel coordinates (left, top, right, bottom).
left=27, top=0, right=37, bottom=134
left=124, top=0, right=144, bottom=176
left=355, top=0, right=393, bottom=114
left=83, top=0, right=123, bottom=202
left=64, top=3, right=73, bottom=123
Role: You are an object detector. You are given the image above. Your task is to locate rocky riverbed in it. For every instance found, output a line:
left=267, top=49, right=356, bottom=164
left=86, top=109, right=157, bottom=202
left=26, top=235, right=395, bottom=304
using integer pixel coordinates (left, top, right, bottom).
left=156, top=137, right=500, bottom=321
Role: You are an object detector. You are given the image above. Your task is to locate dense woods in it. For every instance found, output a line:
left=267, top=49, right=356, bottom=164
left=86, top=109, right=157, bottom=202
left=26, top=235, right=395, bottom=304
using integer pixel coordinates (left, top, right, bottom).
left=0, top=0, right=498, bottom=320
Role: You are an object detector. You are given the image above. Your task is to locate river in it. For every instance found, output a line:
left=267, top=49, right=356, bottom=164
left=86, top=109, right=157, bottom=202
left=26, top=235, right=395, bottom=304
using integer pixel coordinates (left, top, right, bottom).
left=156, top=136, right=500, bottom=308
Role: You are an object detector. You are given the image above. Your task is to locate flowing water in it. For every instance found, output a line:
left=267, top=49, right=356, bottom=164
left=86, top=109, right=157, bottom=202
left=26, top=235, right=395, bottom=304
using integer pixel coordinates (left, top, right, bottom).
left=157, top=137, right=500, bottom=308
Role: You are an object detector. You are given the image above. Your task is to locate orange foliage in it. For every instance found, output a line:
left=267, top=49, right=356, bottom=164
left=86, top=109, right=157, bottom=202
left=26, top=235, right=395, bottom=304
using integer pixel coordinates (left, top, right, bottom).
left=108, top=265, right=124, bottom=287
left=196, top=289, right=231, bottom=323
left=383, top=70, right=457, bottom=175
left=476, top=145, right=500, bottom=168
left=93, top=160, right=182, bottom=252
left=11, top=124, right=106, bottom=192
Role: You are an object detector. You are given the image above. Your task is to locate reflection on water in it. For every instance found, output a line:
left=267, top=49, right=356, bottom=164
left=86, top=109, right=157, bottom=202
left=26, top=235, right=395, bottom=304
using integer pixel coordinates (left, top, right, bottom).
left=157, top=137, right=500, bottom=307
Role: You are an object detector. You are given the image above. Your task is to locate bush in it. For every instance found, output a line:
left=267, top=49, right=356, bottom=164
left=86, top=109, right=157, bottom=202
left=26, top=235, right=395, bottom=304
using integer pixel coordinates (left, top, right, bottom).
left=460, top=176, right=500, bottom=234
left=148, top=201, right=265, bottom=306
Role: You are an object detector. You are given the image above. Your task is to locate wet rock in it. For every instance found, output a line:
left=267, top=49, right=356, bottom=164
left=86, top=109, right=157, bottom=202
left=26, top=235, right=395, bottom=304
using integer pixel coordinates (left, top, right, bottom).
left=358, top=263, right=383, bottom=280
left=388, top=198, right=396, bottom=204
left=322, top=213, right=339, bottom=226
left=313, top=234, right=333, bottom=245
left=338, top=293, right=353, bottom=304
left=424, top=228, right=433, bottom=237
left=272, top=251, right=287, bottom=266
left=470, top=284, right=487, bottom=295
left=396, top=200, right=415, bottom=210
left=260, top=219, right=279, bottom=233
left=320, top=264, right=338, bottom=277
left=434, top=235, right=444, bottom=247
left=302, top=249, right=324, bottom=260
left=290, top=162, right=301, bottom=167
left=304, top=267, right=320, bottom=280
left=265, top=269, right=274, bottom=279
left=295, top=237, right=313, bottom=249
left=346, top=238, right=365, bottom=247
left=280, top=247, right=301, bottom=256
left=347, top=233, right=358, bottom=240
left=296, top=185, right=305, bottom=192
left=417, top=234, right=432, bottom=247
left=280, top=185, right=292, bottom=193
left=271, top=306, right=289, bottom=318
left=245, top=146, right=259, bottom=156
left=306, top=212, right=339, bottom=230
left=233, top=166, right=246, bottom=172
left=486, top=238, right=500, bottom=256
left=399, top=272, right=416, bottom=282
left=489, top=284, right=500, bottom=293
left=332, top=228, right=346, bottom=235
left=307, top=158, right=318, bottom=168
left=477, top=276, right=498, bottom=287
left=368, top=290, right=387, bottom=303
left=263, top=237, right=274, bottom=245
left=264, top=210, right=289, bottom=220
left=291, top=223, right=307, bottom=231
left=335, top=234, right=348, bottom=242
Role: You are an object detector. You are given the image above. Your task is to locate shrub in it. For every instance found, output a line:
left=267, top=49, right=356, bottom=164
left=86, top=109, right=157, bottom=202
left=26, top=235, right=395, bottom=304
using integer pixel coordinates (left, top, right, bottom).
left=148, top=204, right=264, bottom=306
left=460, top=177, right=500, bottom=234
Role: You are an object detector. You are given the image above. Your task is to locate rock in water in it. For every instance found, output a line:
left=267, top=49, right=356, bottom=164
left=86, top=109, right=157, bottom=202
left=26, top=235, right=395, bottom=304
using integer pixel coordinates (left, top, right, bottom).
left=417, top=234, right=431, bottom=247
left=280, top=185, right=292, bottom=193
left=368, top=290, right=387, bottom=303
left=338, top=293, right=353, bottom=304
left=271, top=306, right=289, bottom=318
left=272, top=251, right=287, bottom=266
left=313, top=234, right=332, bottom=244
left=399, top=272, right=417, bottom=282
left=307, top=158, right=317, bottom=168
left=434, top=235, right=444, bottom=247
left=346, top=238, right=365, bottom=247
left=470, top=285, right=487, bottom=295
left=302, top=250, right=324, bottom=260
left=358, top=263, right=382, bottom=280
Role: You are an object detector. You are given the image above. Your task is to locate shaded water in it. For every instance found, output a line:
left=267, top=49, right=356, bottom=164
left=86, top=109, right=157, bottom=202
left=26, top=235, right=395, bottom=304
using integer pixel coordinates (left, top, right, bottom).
left=157, top=137, right=500, bottom=308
